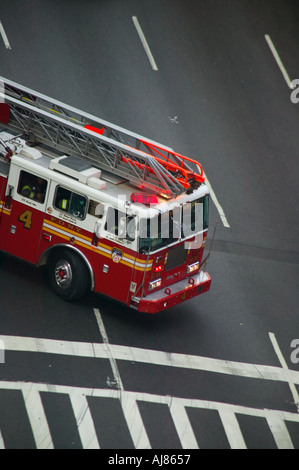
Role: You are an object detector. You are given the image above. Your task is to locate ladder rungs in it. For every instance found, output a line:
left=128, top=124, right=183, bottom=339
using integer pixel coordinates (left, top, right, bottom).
left=0, top=77, right=204, bottom=198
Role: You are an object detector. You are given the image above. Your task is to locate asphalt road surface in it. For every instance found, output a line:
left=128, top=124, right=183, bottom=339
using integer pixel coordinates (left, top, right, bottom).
left=0, top=0, right=298, bottom=449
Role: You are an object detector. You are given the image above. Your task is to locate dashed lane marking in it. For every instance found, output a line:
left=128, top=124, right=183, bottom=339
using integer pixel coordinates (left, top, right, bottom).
left=132, top=16, right=158, bottom=71
left=265, top=34, right=294, bottom=90
left=0, top=20, right=11, bottom=50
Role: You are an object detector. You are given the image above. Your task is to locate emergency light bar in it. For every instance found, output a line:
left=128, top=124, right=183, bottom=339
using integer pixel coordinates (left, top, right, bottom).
left=131, top=193, right=159, bottom=205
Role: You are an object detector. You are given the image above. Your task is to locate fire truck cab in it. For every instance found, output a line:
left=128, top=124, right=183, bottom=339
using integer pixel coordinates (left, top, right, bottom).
left=0, top=77, right=211, bottom=313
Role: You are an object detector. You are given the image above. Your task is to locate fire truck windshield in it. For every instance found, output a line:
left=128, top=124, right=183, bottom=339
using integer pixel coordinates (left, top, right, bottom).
left=139, top=195, right=209, bottom=253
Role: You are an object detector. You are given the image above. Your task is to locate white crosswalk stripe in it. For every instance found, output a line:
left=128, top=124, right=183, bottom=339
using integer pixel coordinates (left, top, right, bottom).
left=22, top=384, right=54, bottom=449
left=69, top=391, right=100, bottom=449
left=0, top=333, right=298, bottom=449
left=266, top=415, right=294, bottom=450
left=0, top=382, right=298, bottom=449
left=120, top=393, right=151, bottom=449
left=218, top=409, right=247, bottom=449
left=169, top=401, right=198, bottom=449
left=0, top=429, right=5, bottom=450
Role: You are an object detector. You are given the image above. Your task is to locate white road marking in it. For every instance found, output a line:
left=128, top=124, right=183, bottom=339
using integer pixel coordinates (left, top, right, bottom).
left=120, top=393, right=151, bottom=449
left=22, top=385, right=54, bottom=449
left=1, top=334, right=299, bottom=386
left=0, top=79, right=4, bottom=104
left=218, top=409, right=247, bottom=449
left=265, top=34, right=294, bottom=89
left=0, top=339, right=4, bottom=363
left=0, top=381, right=298, bottom=449
left=0, top=20, right=11, bottom=50
left=69, top=391, right=100, bottom=449
left=269, top=332, right=299, bottom=412
left=132, top=16, right=227, bottom=226
left=203, top=171, right=230, bottom=228
left=169, top=400, right=199, bottom=449
left=109, top=343, right=299, bottom=385
left=93, top=308, right=124, bottom=391
left=132, top=16, right=158, bottom=71
left=267, top=414, right=294, bottom=449
left=0, top=331, right=298, bottom=449
left=94, top=309, right=150, bottom=448
left=0, top=429, right=5, bottom=450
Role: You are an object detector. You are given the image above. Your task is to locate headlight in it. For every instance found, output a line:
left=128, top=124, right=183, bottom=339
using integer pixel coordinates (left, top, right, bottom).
left=148, top=278, right=162, bottom=291
left=186, top=262, right=199, bottom=274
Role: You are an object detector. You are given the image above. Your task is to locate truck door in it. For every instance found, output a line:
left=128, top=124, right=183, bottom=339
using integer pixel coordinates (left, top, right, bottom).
left=3, top=167, right=49, bottom=264
left=98, top=206, right=137, bottom=303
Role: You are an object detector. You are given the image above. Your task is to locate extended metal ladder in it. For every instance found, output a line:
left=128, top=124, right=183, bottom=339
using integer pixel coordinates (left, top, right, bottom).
left=0, top=77, right=204, bottom=198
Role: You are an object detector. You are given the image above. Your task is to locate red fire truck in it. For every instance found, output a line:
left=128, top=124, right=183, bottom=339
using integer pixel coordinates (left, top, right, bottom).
left=0, top=77, right=211, bottom=313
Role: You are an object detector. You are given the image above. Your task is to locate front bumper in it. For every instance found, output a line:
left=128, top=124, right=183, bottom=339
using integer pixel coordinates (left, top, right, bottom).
left=131, top=271, right=211, bottom=314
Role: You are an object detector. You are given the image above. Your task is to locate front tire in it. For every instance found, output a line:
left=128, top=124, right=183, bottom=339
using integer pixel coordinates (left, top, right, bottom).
left=48, top=249, right=89, bottom=301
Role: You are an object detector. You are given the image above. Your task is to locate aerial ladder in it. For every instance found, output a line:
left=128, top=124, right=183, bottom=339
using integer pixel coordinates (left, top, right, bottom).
left=0, top=77, right=204, bottom=199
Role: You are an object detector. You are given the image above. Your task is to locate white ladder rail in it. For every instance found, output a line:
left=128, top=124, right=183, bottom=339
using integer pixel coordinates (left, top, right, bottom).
left=0, top=77, right=202, bottom=198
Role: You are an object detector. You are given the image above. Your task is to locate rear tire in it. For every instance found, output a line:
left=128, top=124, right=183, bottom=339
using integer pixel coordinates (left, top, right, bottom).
left=48, top=249, right=89, bottom=301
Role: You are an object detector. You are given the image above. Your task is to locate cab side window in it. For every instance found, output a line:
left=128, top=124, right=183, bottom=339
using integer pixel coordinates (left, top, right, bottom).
left=54, top=186, right=87, bottom=220
left=17, top=171, right=48, bottom=204
left=105, top=207, right=136, bottom=241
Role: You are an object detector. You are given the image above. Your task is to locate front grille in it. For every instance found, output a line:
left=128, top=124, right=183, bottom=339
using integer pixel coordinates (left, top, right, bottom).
left=165, top=243, right=187, bottom=271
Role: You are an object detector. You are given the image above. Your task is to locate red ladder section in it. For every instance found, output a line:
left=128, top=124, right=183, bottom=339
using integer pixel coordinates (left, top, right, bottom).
left=0, top=77, right=205, bottom=198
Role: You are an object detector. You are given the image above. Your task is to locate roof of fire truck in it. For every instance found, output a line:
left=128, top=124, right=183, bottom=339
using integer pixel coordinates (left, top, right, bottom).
left=0, top=129, right=209, bottom=219
left=0, top=76, right=209, bottom=217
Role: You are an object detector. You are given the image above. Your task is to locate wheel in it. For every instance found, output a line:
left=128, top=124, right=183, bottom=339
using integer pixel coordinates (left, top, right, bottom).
left=48, top=249, right=89, bottom=301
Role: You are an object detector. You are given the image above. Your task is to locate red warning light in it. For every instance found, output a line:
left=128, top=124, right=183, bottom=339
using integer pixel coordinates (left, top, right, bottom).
left=154, top=264, right=163, bottom=273
left=131, top=193, right=158, bottom=205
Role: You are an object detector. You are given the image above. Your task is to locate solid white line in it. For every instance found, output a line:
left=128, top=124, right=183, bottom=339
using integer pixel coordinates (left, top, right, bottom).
left=265, top=34, right=294, bottom=89
left=69, top=391, right=100, bottom=449
left=110, top=343, right=299, bottom=384
left=0, top=20, right=11, bottom=50
left=132, top=16, right=158, bottom=71
left=269, top=332, right=299, bottom=412
left=93, top=308, right=124, bottom=391
left=2, top=334, right=299, bottom=386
